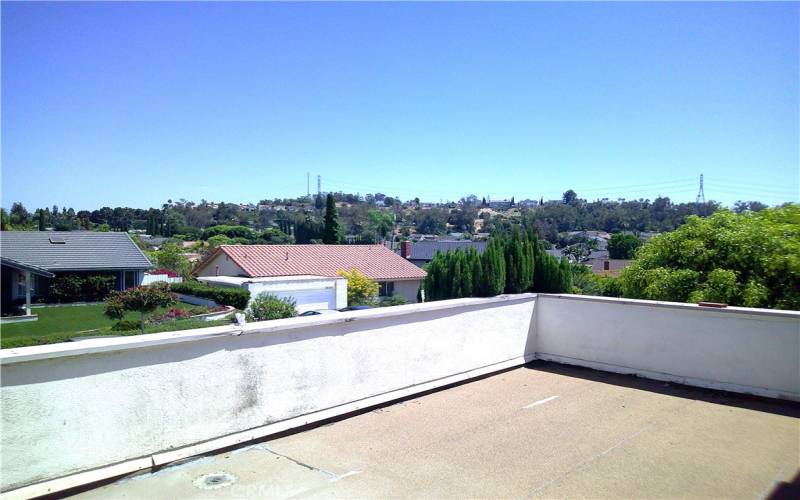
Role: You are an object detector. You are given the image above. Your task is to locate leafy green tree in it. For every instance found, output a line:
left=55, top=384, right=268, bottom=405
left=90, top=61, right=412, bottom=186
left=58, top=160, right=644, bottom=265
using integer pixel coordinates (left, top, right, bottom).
left=207, top=234, right=234, bottom=249
left=38, top=209, right=46, bottom=231
left=258, top=228, right=293, bottom=244
left=619, top=205, right=800, bottom=309
left=338, top=268, right=379, bottom=306
left=202, top=225, right=254, bottom=240
left=322, top=193, right=341, bottom=244
left=416, top=212, right=447, bottom=235
left=9, top=202, right=29, bottom=227
left=368, top=210, right=394, bottom=241
left=153, top=243, right=193, bottom=278
left=105, top=282, right=177, bottom=334
left=562, top=190, right=578, bottom=206
left=608, top=233, right=642, bottom=259
left=1, top=208, right=10, bottom=230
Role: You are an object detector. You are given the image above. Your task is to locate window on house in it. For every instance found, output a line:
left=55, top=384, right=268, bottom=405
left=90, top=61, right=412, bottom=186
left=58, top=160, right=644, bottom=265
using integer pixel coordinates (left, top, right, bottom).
left=379, top=281, right=394, bottom=297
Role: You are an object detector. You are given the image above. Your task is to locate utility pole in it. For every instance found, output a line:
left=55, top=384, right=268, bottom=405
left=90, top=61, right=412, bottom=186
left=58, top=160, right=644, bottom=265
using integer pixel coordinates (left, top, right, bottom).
left=695, top=174, right=705, bottom=216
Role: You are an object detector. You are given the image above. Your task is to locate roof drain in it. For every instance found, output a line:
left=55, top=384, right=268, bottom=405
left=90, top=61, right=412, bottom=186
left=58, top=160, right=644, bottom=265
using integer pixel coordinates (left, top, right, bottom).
left=193, top=472, right=237, bottom=490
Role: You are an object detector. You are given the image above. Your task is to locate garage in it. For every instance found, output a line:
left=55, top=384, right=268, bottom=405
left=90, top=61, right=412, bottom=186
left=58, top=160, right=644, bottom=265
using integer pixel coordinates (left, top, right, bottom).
left=198, top=275, right=347, bottom=313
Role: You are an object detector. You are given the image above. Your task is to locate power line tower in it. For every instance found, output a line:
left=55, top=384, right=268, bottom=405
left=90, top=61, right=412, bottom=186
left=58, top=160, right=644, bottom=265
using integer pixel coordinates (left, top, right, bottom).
left=317, top=175, right=322, bottom=197
left=306, top=172, right=310, bottom=198
left=695, top=174, right=706, bottom=216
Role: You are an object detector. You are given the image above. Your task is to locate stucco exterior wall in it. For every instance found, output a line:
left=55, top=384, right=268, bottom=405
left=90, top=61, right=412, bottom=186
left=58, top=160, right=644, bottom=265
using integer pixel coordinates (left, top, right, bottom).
left=196, top=253, right=245, bottom=277
left=392, top=279, right=421, bottom=303
left=534, top=294, right=800, bottom=401
left=0, top=295, right=537, bottom=492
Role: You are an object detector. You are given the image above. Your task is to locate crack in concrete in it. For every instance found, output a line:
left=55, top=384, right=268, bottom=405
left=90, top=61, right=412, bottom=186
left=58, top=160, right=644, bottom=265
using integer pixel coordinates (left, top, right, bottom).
left=261, top=446, right=339, bottom=480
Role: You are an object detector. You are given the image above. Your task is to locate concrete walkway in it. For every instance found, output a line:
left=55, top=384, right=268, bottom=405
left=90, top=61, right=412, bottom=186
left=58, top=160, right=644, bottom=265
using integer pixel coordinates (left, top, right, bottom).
left=75, top=362, right=800, bottom=499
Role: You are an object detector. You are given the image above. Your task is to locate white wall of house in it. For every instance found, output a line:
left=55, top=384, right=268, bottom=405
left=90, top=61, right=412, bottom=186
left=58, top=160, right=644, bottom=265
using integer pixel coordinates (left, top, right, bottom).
left=196, top=253, right=247, bottom=277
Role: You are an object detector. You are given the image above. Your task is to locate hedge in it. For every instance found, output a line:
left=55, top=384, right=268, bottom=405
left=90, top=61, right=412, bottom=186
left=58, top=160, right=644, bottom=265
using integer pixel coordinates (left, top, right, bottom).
left=170, top=281, right=250, bottom=310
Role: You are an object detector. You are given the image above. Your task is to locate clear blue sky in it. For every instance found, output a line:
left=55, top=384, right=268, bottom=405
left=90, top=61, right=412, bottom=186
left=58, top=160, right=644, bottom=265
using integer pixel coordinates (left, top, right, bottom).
left=2, top=1, right=798, bottom=210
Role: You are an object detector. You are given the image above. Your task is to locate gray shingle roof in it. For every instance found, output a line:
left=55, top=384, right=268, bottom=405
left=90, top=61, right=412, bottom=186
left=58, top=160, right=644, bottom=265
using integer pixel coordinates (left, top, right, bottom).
left=0, top=231, right=151, bottom=271
left=404, top=240, right=488, bottom=261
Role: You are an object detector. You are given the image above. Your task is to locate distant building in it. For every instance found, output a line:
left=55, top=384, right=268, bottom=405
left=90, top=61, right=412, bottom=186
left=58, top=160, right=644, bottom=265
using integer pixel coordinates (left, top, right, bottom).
left=1, top=232, right=151, bottom=315
left=587, top=258, right=633, bottom=277
left=399, top=240, right=489, bottom=268
left=194, top=244, right=426, bottom=303
left=487, top=199, right=513, bottom=210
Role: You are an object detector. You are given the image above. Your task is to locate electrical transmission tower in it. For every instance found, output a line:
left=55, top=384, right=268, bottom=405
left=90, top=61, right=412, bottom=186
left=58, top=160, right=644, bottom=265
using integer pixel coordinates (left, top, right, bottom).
left=695, top=174, right=706, bottom=216
left=317, top=175, right=322, bottom=197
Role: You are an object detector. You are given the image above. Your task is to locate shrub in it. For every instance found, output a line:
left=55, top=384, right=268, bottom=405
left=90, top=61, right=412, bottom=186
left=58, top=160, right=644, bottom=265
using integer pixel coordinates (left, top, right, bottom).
left=379, top=295, right=407, bottom=307
left=111, top=320, right=140, bottom=332
left=337, top=268, right=378, bottom=306
left=170, top=281, right=250, bottom=309
left=49, top=274, right=84, bottom=302
left=245, top=293, right=297, bottom=322
left=105, top=282, right=177, bottom=334
left=85, top=274, right=117, bottom=301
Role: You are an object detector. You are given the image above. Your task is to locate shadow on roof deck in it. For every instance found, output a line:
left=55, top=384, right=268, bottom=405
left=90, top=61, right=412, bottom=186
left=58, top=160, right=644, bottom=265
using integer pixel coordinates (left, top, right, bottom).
left=525, top=361, right=800, bottom=418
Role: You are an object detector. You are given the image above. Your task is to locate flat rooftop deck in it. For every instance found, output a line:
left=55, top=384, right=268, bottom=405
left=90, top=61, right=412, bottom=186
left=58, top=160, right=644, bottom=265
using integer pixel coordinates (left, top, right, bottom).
left=75, top=362, right=800, bottom=499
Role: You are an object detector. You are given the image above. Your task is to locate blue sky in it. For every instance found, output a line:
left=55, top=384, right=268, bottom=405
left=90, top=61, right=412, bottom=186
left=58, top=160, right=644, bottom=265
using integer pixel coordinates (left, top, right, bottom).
left=2, top=1, right=798, bottom=210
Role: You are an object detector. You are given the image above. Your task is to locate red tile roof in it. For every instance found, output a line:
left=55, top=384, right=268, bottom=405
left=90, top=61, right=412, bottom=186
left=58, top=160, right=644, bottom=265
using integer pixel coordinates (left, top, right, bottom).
left=201, top=245, right=427, bottom=281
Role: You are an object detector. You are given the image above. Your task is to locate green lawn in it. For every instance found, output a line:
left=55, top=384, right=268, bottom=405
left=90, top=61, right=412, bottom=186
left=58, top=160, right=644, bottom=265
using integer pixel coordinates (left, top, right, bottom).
left=1, top=303, right=231, bottom=349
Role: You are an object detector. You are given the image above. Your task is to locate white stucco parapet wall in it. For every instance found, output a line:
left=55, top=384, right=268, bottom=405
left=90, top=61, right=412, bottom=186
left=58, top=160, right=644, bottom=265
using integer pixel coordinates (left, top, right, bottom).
left=2, top=293, right=799, bottom=498
left=1, top=294, right=538, bottom=496
left=534, top=294, right=800, bottom=401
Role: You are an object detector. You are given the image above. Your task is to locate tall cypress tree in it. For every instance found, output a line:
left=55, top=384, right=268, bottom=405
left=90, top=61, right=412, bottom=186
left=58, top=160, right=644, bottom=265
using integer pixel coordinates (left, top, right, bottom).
left=468, top=247, right=483, bottom=296
left=38, top=209, right=46, bottom=231
left=322, top=193, right=341, bottom=244
left=456, top=251, right=472, bottom=298
left=504, top=227, right=526, bottom=293
left=482, top=238, right=506, bottom=296
left=559, top=257, right=573, bottom=293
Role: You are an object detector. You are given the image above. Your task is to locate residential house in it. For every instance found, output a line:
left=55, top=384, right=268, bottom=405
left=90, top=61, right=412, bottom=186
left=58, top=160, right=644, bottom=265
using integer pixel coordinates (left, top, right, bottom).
left=587, top=258, right=633, bottom=276
left=399, top=240, right=488, bottom=268
left=487, top=199, right=514, bottom=210
left=0, top=231, right=151, bottom=315
left=194, top=244, right=426, bottom=303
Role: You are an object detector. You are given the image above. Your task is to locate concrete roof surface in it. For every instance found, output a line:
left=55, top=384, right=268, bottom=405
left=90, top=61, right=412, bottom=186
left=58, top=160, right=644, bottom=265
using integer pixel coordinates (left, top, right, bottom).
left=0, top=231, right=151, bottom=271
left=74, top=362, right=800, bottom=499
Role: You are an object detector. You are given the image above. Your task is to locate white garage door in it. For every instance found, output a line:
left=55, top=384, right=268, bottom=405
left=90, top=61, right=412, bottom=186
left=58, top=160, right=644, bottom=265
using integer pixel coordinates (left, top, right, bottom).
left=277, top=289, right=335, bottom=313
left=246, top=283, right=336, bottom=313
